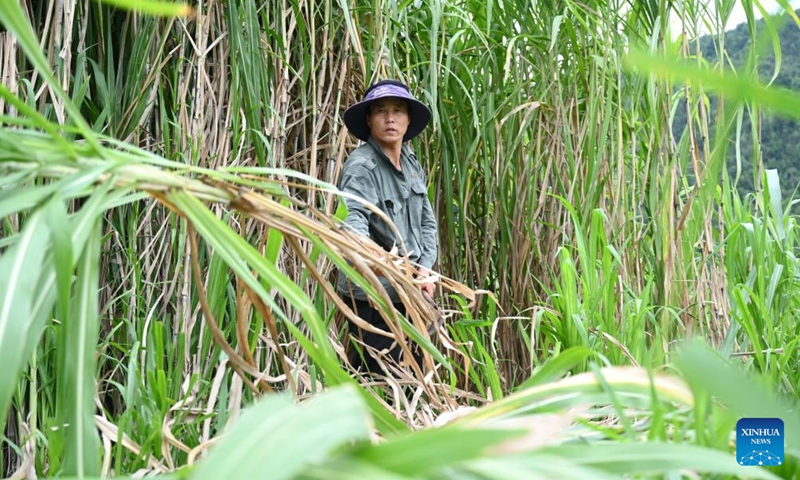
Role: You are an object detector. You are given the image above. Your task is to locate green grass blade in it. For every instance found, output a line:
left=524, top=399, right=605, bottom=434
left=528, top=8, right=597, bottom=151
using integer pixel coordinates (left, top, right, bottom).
left=764, top=169, right=785, bottom=241
left=624, top=48, right=800, bottom=121
left=0, top=83, right=75, bottom=154
left=298, top=459, right=416, bottom=480
left=192, top=385, right=371, bottom=480
left=0, top=208, right=51, bottom=433
left=462, top=455, right=623, bottom=480
left=59, top=219, right=102, bottom=477
left=457, top=367, right=693, bottom=426
left=353, top=427, right=524, bottom=476
left=516, top=346, right=598, bottom=391
left=539, top=443, right=781, bottom=479
left=45, top=198, right=74, bottom=341
left=0, top=1, right=101, bottom=151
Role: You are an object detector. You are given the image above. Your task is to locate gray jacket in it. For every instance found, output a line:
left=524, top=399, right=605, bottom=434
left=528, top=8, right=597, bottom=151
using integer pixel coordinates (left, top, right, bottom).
left=337, top=136, right=438, bottom=302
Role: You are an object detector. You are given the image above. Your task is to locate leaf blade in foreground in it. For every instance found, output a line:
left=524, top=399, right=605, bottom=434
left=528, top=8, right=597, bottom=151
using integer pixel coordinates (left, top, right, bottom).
left=192, top=385, right=371, bottom=480
left=96, top=0, right=193, bottom=16
left=624, top=49, right=800, bottom=121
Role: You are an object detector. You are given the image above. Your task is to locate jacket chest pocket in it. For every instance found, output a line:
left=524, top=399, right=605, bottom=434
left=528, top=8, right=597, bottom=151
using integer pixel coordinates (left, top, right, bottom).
left=410, top=181, right=428, bottom=209
left=383, top=198, right=404, bottom=220
left=408, top=181, right=427, bottom=227
left=410, top=181, right=427, bottom=197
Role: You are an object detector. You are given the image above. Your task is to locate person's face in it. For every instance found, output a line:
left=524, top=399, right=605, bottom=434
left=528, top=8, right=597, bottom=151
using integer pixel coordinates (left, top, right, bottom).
left=366, top=98, right=410, bottom=146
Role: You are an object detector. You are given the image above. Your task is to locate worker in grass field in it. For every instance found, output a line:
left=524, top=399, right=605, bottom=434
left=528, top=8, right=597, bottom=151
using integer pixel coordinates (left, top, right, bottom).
left=337, top=79, right=438, bottom=373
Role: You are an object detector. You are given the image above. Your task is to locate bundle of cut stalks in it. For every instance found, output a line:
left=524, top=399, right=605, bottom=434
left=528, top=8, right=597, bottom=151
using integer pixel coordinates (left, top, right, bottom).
left=2, top=127, right=489, bottom=421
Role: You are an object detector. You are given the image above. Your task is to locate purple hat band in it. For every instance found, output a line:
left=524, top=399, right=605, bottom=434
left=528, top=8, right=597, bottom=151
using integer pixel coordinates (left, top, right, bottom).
left=343, top=81, right=432, bottom=142
left=363, top=84, right=415, bottom=102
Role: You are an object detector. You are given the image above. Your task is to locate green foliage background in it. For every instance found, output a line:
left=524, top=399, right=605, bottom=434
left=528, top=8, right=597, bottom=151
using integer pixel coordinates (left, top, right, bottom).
left=673, top=8, right=800, bottom=199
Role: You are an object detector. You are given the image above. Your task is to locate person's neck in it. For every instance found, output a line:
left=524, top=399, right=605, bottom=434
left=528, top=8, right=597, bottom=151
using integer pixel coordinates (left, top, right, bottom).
left=374, top=138, right=403, bottom=170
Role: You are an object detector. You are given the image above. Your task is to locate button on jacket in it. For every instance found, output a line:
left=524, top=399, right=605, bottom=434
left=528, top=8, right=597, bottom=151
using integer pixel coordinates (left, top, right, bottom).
left=337, top=136, right=438, bottom=302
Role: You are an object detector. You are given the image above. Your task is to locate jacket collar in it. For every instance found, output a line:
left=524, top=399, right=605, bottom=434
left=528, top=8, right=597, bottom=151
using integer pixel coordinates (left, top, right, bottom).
left=366, top=136, right=411, bottom=169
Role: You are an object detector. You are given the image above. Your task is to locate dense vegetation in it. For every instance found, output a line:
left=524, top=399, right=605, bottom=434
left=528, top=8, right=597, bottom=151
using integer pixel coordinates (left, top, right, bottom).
left=1, top=0, right=799, bottom=478
left=674, top=8, right=800, bottom=199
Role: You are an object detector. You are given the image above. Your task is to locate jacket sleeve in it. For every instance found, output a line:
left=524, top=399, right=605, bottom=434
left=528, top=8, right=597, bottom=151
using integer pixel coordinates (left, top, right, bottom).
left=418, top=184, right=438, bottom=269
left=338, top=163, right=378, bottom=240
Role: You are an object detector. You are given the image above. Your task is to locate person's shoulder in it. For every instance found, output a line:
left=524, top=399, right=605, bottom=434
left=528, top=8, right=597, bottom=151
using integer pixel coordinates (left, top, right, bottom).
left=402, top=145, right=426, bottom=174
left=402, top=144, right=422, bottom=164
left=344, top=144, right=379, bottom=171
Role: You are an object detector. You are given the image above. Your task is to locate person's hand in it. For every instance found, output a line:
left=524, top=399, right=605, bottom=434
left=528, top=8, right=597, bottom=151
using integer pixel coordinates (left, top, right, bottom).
left=417, top=267, right=436, bottom=298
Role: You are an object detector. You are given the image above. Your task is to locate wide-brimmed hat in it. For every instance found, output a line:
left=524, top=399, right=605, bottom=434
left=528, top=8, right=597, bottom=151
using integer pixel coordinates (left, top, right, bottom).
left=344, top=79, right=431, bottom=142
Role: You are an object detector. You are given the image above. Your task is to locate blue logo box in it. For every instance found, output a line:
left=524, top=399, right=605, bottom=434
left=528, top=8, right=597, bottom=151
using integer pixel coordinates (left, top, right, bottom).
left=736, top=418, right=784, bottom=466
